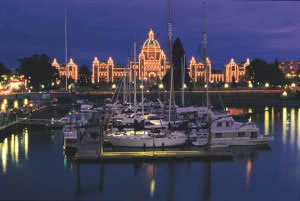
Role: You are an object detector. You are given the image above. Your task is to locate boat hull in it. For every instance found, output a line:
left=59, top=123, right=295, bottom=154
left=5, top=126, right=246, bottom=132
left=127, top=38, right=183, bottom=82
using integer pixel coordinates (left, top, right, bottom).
left=105, top=134, right=186, bottom=148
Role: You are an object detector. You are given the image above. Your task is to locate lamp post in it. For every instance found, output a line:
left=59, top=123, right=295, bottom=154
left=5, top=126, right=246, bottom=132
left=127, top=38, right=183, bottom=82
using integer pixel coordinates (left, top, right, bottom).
left=158, top=83, right=164, bottom=100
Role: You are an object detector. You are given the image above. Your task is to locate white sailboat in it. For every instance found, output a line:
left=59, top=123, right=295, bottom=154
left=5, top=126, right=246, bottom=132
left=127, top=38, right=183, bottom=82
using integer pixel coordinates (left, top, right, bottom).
left=105, top=129, right=186, bottom=147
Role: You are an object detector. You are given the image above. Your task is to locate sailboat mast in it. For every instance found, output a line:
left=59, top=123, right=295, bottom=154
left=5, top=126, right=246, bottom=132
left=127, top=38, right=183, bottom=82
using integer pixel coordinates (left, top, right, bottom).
left=123, top=60, right=126, bottom=104
left=65, top=8, right=68, bottom=92
left=203, top=1, right=209, bottom=107
left=128, top=56, right=131, bottom=105
left=134, top=41, right=137, bottom=116
left=202, top=1, right=212, bottom=148
left=181, top=56, right=185, bottom=107
left=168, top=0, right=174, bottom=123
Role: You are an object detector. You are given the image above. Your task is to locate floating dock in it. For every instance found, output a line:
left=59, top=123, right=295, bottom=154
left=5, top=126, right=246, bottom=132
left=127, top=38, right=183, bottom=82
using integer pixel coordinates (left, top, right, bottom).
left=75, top=150, right=233, bottom=162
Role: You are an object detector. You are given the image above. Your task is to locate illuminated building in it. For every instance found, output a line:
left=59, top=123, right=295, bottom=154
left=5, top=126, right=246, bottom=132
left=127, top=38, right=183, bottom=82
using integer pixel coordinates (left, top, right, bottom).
left=92, top=29, right=170, bottom=84
left=92, top=57, right=128, bottom=83
left=56, top=29, right=252, bottom=85
left=52, top=58, right=78, bottom=82
left=130, top=29, right=170, bottom=82
left=189, top=57, right=250, bottom=83
left=279, top=60, right=300, bottom=78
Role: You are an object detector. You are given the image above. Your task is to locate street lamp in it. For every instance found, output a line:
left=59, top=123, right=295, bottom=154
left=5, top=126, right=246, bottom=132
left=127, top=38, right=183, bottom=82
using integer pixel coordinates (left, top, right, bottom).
left=23, top=98, right=28, bottom=107
left=158, top=83, right=164, bottom=100
left=224, top=83, right=229, bottom=88
left=1, top=103, right=6, bottom=112
left=3, top=99, right=8, bottom=106
left=265, top=82, right=270, bottom=88
left=14, top=100, right=19, bottom=109
left=248, top=82, right=253, bottom=88
left=291, top=83, right=296, bottom=88
left=282, top=91, right=288, bottom=97
left=112, top=84, right=117, bottom=89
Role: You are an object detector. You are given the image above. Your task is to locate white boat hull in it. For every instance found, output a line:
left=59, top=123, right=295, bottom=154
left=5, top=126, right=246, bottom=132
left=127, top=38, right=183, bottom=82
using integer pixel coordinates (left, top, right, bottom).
left=105, top=132, right=187, bottom=147
left=192, top=136, right=273, bottom=147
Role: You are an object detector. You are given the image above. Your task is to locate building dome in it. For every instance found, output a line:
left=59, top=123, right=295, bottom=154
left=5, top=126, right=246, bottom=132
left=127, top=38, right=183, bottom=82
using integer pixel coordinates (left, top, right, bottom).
left=142, top=29, right=160, bottom=49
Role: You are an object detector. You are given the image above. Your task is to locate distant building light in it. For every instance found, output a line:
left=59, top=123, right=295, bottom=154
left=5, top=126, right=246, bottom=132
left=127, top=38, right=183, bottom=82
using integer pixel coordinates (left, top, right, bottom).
left=224, top=83, right=229, bottom=88
left=291, top=83, right=296, bottom=88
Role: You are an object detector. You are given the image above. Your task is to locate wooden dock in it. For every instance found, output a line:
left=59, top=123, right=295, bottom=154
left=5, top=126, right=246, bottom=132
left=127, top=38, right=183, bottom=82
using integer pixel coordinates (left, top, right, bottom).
left=75, top=150, right=233, bottom=162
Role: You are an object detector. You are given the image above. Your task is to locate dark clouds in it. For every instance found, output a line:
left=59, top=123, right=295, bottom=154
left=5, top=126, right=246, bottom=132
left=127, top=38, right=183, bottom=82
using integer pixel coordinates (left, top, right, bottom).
left=0, top=0, right=299, bottom=69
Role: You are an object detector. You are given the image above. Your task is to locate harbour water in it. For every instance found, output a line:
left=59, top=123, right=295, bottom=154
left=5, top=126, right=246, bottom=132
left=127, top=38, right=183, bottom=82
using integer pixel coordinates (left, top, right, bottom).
left=0, top=106, right=300, bottom=201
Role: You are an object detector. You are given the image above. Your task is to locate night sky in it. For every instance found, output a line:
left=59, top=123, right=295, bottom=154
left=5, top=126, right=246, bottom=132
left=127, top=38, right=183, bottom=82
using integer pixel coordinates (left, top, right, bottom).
left=0, top=0, right=299, bottom=69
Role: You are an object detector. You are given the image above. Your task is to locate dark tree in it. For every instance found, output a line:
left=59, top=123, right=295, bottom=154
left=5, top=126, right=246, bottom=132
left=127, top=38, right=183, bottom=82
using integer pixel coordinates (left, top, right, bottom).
left=78, top=65, right=91, bottom=86
left=163, top=38, right=191, bottom=90
left=248, top=58, right=286, bottom=86
left=0, top=63, right=11, bottom=76
left=18, top=54, right=58, bottom=89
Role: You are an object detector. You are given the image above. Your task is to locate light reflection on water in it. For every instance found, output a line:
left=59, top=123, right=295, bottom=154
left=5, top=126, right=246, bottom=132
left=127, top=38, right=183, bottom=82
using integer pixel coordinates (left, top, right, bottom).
left=282, top=107, right=287, bottom=145
left=264, top=106, right=269, bottom=135
left=1, top=107, right=300, bottom=200
left=298, top=108, right=300, bottom=152
left=290, top=108, right=296, bottom=146
left=0, top=128, right=29, bottom=174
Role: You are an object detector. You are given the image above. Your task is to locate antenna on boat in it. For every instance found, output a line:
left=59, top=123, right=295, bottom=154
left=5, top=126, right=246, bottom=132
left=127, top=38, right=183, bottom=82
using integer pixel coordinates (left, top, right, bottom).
left=202, top=0, right=212, bottom=148
left=167, top=0, right=174, bottom=124
left=65, top=8, right=68, bottom=92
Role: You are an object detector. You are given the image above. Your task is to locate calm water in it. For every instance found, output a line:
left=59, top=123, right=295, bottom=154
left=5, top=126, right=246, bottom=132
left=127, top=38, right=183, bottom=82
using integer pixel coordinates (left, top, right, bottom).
left=0, top=106, right=300, bottom=201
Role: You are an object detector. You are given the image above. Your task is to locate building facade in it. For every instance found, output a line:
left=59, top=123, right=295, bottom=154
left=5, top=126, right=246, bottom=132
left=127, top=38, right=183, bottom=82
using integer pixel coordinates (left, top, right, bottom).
left=55, top=29, right=251, bottom=85
left=92, top=29, right=170, bottom=84
left=92, top=57, right=128, bottom=83
left=52, top=58, right=78, bottom=82
left=189, top=57, right=250, bottom=83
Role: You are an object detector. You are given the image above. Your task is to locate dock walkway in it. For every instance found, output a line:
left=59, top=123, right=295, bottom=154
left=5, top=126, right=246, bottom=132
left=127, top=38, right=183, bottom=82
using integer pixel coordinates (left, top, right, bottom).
left=75, top=150, right=233, bottom=162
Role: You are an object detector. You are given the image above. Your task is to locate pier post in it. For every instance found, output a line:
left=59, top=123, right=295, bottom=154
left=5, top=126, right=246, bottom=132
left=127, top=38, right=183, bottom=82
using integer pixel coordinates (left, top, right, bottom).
left=77, top=129, right=80, bottom=157
left=99, top=162, right=104, bottom=192
left=76, top=162, right=81, bottom=194
left=99, top=117, right=104, bottom=156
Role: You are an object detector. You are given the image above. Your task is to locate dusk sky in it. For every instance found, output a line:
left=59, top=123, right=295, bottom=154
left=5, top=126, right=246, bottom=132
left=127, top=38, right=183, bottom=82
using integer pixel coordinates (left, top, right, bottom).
left=0, top=0, right=300, bottom=69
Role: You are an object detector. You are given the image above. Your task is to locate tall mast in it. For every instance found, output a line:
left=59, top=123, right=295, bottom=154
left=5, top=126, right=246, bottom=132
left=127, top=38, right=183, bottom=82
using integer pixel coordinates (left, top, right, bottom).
left=141, top=68, right=144, bottom=117
left=168, top=0, right=174, bottom=123
left=65, top=8, right=68, bottom=92
left=181, top=55, right=185, bottom=107
left=128, top=56, right=132, bottom=105
left=202, top=1, right=211, bottom=148
left=134, top=41, right=137, bottom=116
left=123, top=60, right=126, bottom=104
left=202, top=1, right=209, bottom=107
